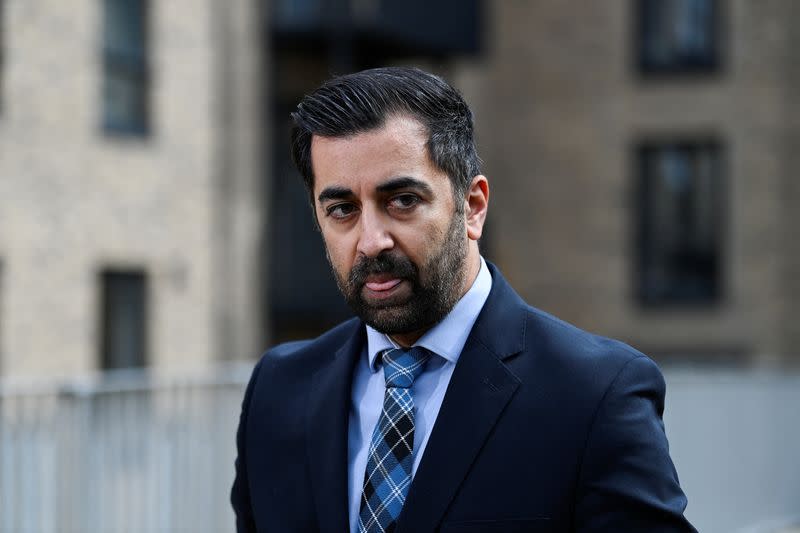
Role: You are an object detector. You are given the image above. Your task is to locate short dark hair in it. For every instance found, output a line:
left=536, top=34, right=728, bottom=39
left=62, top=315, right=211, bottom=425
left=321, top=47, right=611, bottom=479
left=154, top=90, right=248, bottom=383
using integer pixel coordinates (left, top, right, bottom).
left=290, top=67, right=481, bottom=210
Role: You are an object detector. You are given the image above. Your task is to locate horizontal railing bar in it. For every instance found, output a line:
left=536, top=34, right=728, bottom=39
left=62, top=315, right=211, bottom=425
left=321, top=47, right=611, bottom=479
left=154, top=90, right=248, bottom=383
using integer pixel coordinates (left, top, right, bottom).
left=0, top=362, right=255, bottom=398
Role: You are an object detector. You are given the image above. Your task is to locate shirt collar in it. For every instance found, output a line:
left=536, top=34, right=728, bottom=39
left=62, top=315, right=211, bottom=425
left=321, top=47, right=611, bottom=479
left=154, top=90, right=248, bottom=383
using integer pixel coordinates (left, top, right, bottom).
left=366, top=256, right=493, bottom=371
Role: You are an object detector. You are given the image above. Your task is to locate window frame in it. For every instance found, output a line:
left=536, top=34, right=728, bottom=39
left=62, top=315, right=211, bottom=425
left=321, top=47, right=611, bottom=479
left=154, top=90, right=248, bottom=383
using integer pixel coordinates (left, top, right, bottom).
left=634, top=0, right=723, bottom=76
left=101, top=0, right=150, bottom=136
left=633, top=137, right=726, bottom=308
left=99, top=268, right=149, bottom=370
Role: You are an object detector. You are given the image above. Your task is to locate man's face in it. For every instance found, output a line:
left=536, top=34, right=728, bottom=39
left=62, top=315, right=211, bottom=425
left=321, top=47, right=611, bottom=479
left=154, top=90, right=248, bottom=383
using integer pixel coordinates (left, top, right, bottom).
left=310, top=114, right=469, bottom=337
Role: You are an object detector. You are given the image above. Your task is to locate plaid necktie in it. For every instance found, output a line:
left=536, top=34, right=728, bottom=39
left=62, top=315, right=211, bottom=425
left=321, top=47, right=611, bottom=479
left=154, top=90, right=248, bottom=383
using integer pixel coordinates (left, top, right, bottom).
left=357, top=346, right=431, bottom=533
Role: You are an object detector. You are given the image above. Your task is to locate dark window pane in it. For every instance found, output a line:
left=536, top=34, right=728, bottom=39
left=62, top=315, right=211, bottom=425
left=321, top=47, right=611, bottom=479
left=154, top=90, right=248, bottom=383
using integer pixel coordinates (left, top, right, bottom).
left=638, top=0, right=719, bottom=73
left=270, top=0, right=481, bottom=57
left=267, top=100, right=351, bottom=342
left=104, top=0, right=146, bottom=57
left=101, top=270, right=147, bottom=369
left=102, top=0, right=149, bottom=135
left=272, top=0, right=323, bottom=28
left=636, top=141, right=723, bottom=306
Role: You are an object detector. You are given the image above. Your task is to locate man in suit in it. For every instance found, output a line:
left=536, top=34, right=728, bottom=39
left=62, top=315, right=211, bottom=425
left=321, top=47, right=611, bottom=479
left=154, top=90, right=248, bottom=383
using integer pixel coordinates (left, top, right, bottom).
left=231, top=67, right=696, bottom=532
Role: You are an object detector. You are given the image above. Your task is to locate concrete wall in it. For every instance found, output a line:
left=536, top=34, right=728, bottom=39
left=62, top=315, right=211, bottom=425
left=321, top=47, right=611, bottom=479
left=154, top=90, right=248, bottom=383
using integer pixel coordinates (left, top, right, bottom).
left=665, top=369, right=800, bottom=532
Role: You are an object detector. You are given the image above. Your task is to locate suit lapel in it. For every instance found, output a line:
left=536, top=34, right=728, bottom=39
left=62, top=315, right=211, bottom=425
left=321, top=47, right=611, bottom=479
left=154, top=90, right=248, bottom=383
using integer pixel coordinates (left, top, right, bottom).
left=396, top=263, right=527, bottom=533
left=306, top=323, right=364, bottom=533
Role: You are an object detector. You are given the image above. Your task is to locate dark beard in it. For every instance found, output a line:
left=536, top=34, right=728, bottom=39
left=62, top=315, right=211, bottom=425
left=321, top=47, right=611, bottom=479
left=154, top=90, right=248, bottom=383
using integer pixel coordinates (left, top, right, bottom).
left=331, top=213, right=468, bottom=335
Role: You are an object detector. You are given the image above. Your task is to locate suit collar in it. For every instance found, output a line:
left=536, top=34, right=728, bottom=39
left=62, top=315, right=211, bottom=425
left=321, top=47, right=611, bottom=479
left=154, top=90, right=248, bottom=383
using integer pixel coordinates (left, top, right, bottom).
left=305, top=321, right=364, bottom=533
left=470, top=261, right=528, bottom=359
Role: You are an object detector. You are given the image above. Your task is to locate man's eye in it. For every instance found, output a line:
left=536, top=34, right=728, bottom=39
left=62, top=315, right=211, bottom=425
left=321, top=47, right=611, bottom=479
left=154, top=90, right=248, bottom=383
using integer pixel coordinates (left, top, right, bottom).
left=327, top=203, right=357, bottom=219
left=389, top=194, right=419, bottom=210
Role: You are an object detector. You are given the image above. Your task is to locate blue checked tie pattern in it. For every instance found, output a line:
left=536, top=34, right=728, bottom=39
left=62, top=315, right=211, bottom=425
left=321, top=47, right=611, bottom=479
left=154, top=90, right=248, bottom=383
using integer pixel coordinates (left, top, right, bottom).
left=357, top=346, right=431, bottom=533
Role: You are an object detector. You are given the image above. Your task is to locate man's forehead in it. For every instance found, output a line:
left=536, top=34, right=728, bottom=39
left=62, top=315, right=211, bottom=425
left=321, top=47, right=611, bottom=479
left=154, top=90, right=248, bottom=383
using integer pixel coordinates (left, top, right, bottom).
left=309, top=117, right=439, bottom=192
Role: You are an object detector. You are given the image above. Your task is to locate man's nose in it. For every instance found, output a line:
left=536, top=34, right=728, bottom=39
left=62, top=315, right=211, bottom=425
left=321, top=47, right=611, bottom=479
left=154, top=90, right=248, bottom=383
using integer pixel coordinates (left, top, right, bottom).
left=356, top=210, right=394, bottom=258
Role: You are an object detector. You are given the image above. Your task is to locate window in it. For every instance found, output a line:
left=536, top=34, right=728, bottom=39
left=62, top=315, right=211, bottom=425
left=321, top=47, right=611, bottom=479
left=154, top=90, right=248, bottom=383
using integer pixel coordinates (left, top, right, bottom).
left=636, top=140, right=723, bottom=306
left=637, top=0, right=720, bottom=74
left=102, top=0, right=149, bottom=135
left=100, top=269, right=148, bottom=369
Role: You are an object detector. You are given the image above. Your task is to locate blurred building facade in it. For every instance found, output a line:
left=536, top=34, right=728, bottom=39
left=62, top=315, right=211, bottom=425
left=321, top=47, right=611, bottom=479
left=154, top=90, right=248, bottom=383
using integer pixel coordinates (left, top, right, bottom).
left=463, top=0, right=800, bottom=365
left=0, top=0, right=265, bottom=377
left=1, top=0, right=799, bottom=379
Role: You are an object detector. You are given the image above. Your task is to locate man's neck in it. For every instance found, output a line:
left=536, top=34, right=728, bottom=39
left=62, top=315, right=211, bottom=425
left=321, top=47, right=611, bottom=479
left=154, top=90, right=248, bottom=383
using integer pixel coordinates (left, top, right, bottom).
left=389, top=329, right=428, bottom=349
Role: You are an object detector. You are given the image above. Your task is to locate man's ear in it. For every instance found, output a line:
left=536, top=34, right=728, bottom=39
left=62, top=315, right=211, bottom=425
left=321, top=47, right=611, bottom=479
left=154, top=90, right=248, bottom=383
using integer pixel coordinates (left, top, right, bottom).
left=464, top=175, right=489, bottom=241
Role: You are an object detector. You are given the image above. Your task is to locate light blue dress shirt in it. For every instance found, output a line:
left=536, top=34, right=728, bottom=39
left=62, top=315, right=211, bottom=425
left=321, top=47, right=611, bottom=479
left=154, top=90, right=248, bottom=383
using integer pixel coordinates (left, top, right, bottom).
left=347, top=256, right=493, bottom=532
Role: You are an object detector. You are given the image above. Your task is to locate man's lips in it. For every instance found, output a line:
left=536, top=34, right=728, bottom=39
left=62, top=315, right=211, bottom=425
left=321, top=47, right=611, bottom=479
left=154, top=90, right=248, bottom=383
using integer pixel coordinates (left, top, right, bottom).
left=364, top=278, right=402, bottom=292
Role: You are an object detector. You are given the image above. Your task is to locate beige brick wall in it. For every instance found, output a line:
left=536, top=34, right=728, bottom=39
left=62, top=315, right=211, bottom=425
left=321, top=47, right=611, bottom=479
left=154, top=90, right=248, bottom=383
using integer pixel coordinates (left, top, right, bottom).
left=457, top=0, right=798, bottom=363
left=2, top=0, right=797, bottom=377
left=0, top=0, right=217, bottom=377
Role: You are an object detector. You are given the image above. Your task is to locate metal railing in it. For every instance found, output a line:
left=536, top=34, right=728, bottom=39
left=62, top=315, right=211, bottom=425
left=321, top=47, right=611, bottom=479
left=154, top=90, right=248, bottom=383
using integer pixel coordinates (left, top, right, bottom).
left=1, top=364, right=799, bottom=533
left=0, top=365, right=252, bottom=533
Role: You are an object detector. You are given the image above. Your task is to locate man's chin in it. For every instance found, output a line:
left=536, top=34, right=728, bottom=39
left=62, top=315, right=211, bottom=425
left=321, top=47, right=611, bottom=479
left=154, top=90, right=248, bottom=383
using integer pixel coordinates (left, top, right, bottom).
left=354, top=301, right=408, bottom=321
left=363, top=318, right=427, bottom=336
left=354, top=303, right=424, bottom=334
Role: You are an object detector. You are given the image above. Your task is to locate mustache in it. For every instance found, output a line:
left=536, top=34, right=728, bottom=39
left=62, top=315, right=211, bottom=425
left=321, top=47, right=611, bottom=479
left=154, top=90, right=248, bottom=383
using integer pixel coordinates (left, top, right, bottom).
left=348, top=253, right=417, bottom=288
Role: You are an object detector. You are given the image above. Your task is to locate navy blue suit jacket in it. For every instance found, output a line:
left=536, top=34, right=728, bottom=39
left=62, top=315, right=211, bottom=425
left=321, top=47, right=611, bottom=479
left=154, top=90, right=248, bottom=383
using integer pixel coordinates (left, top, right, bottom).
left=231, top=263, right=696, bottom=532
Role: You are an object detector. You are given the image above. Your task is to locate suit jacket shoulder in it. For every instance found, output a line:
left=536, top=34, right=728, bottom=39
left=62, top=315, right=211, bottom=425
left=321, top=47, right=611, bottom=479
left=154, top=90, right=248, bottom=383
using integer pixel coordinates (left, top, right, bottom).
left=231, top=316, right=365, bottom=532
left=522, top=303, right=655, bottom=397
left=422, top=263, right=695, bottom=532
left=247, top=317, right=362, bottom=386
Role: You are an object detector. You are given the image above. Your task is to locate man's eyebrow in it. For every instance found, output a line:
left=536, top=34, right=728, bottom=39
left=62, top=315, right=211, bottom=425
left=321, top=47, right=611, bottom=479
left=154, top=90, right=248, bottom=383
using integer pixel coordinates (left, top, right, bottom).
left=318, top=186, right=354, bottom=203
left=376, top=177, right=433, bottom=195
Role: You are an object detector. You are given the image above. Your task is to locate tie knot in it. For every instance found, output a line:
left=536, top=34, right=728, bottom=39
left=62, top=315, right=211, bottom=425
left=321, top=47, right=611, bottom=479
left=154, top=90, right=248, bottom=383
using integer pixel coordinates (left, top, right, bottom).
left=381, top=347, right=431, bottom=389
